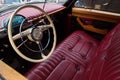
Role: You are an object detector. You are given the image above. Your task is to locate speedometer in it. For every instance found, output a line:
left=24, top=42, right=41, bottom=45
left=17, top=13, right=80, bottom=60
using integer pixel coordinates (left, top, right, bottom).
left=12, top=14, right=26, bottom=28
left=2, top=14, right=25, bottom=29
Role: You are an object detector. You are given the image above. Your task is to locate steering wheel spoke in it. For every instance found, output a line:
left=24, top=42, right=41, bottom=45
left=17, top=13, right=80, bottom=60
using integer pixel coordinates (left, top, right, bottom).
left=41, top=53, right=47, bottom=58
left=13, top=28, right=32, bottom=40
left=37, top=24, right=52, bottom=31
left=17, top=39, right=28, bottom=48
left=37, top=41, right=47, bottom=58
left=36, top=41, right=43, bottom=51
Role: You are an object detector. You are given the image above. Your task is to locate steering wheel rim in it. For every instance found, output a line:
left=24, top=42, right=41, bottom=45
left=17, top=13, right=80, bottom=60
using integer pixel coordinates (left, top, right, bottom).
left=8, top=4, right=57, bottom=63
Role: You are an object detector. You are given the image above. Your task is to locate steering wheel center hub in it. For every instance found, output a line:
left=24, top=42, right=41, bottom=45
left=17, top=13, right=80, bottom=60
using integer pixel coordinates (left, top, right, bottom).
left=31, top=28, right=43, bottom=41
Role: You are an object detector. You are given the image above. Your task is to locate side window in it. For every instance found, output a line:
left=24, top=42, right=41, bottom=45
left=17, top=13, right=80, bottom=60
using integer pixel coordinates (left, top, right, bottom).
left=74, top=0, right=84, bottom=7
left=74, top=0, right=94, bottom=8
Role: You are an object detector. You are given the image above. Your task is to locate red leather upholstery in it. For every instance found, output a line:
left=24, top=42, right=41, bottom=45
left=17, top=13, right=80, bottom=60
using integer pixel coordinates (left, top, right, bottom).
left=25, top=31, right=99, bottom=80
left=25, top=24, right=120, bottom=80
left=83, top=24, right=120, bottom=80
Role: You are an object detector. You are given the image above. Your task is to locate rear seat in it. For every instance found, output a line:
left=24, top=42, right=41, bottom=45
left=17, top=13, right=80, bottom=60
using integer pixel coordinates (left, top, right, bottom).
left=25, top=24, right=120, bottom=80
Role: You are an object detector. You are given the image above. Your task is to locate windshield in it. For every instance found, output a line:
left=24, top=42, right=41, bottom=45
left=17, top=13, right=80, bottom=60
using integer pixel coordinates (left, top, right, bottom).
left=0, top=0, right=67, bottom=15
left=0, top=0, right=67, bottom=5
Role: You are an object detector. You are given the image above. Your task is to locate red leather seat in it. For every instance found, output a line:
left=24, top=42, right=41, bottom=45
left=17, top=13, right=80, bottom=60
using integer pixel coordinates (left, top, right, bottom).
left=83, top=24, right=120, bottom=80
left=25, top=24, right=120, bottom=80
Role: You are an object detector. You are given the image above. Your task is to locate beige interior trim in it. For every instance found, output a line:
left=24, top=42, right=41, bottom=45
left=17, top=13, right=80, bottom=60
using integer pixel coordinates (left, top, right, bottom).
left=0, top=60, right=28, bottom=80
left=72, top=7, right=120, bottom=23
left=77, top=17, right=108, bottom=35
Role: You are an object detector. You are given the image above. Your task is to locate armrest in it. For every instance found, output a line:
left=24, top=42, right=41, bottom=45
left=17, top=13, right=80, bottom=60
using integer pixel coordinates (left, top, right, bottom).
left=77, top=17, right=108, bottom=35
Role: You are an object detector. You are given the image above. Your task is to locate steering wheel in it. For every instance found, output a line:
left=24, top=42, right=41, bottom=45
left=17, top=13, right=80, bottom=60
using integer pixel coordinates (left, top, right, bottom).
left=8, top=5, right=56, bottom=63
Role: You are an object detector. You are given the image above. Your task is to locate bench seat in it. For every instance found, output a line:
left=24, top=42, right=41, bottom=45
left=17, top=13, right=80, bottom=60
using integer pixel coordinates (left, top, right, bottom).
left=25, top=31, right=99, bottom=80
left=25, top=24, right=120, bottom=80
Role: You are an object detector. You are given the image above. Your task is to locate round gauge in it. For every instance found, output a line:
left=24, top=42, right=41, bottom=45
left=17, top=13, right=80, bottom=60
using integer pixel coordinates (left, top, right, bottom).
left=2, top=14, right=26, bottom=29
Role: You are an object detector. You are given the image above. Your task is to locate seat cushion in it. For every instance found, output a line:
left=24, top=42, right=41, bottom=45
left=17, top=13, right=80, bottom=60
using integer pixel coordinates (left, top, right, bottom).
left=25, top=30, right=99, bottom=80
left=83, top=24, right=120, bottom=80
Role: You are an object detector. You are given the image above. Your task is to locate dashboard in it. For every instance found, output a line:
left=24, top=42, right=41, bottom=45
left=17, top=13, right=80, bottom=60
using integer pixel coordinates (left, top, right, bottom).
left=0, top=4, right=66, bottom=39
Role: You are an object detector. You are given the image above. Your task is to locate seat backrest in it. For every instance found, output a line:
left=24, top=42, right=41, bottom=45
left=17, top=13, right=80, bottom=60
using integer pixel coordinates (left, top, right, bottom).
left=84, top=24, right=120, bottom=80
left=25, top=22, right=120, bottom=80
